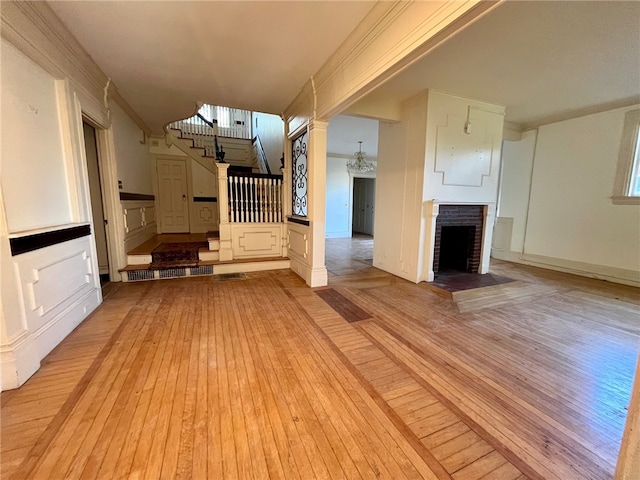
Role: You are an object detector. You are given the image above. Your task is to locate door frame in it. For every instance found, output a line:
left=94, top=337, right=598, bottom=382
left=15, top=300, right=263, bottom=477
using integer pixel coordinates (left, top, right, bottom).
left=153, top=155, right=193, bottom=233
left=348, top=171, right=376, bottom=237
left=79, top=115, right=124, bottom=283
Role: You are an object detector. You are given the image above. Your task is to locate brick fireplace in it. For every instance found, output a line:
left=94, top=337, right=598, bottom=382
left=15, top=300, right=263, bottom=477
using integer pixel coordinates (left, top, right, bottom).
left=424, top=201, right=495, bottom=281
left=433, top=205, right=484, bottom=273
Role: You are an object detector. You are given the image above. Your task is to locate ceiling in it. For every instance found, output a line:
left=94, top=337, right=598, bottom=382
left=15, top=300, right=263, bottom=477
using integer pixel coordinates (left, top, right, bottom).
left=48, top=1, right=375, bottom=133
left=327, top=115, right=379, bottom=158
left=48, top=1, right=640, bottom=135
left=355, top=1, right=640, bottom=128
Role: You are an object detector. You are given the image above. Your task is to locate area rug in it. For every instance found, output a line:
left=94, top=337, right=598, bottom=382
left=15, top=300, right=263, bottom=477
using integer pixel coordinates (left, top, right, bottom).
left=149, top=242, right=207, bottom=270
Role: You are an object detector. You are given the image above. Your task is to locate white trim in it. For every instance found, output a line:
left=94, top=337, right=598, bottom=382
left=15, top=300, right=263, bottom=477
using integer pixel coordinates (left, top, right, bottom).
left=612, top=108, right=640, bottom=203
left=0, top=332, right=39, bottom=391
left=491, top=250, right=640, bottom=288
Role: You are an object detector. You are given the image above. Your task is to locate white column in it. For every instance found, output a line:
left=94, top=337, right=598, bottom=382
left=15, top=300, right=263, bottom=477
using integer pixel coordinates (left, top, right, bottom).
left=422, top=201, right=439, bottom=282
left=307, top=120, right=328, bottom=287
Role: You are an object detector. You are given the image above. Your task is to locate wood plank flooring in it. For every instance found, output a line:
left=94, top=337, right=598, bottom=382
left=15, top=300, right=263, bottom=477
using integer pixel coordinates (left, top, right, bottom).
left=2, top=236, right=638, bottom=479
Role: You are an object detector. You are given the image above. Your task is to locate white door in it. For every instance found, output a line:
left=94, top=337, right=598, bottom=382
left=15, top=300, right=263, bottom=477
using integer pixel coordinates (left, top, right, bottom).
left=157, top=159, right=189, bottom=233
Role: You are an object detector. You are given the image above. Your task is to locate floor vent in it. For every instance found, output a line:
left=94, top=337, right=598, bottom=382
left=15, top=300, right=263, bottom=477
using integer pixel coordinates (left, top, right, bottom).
left=159, top=268, right=186, bottom=279
left=190, top=265, right=214, bottom=276
left=127, top=269, right=155, bottom=282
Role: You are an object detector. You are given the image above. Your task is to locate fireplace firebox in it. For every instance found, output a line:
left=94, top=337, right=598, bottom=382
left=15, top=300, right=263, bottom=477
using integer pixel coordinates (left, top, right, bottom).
left=433, top=205, right=484, bottom=274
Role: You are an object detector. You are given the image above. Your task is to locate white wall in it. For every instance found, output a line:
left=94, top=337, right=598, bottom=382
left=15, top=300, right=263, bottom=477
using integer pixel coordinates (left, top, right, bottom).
left=325, top=156, right=351, bottom=238
left=253, top=111, right=284, bottom=173
left=422, top=91, right=505, bottom=204
left=374, top=94, right=426, bottom=283
left=374, top=91, right=505, bottom=283
left=1, top=40, right=72, bottom=232
left=496, top=105, right=640, bottom=284
left=111, top=101, right=153, bottom=195
left=1, top=38, right=102, bottom=390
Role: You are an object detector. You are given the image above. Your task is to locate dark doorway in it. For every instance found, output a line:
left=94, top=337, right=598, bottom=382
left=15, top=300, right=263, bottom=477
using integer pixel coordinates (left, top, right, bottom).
left=438, top=226, right=475, bottom=272
left=82, top=122, right=110, bottom=285
left=352, top=178, right=375, bottom=235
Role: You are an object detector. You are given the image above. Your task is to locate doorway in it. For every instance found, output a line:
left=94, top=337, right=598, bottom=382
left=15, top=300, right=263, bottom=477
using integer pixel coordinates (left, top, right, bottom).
left=82, top=122, right=110, bottom=285
left=352, top=177, right=375, bottom=235
left=156, top=158, right=190, bottom=233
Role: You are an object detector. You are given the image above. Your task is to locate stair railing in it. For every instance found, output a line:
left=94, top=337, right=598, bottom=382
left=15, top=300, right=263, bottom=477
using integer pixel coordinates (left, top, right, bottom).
left=252, top=135, right=272, bottom=175
left=227, top=172, right=283, bottom=223
left=168, top=114, right=227, bottom=160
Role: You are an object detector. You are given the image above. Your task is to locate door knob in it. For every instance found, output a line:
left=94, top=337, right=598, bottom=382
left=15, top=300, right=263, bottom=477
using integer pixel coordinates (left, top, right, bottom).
left=182, top=194, right=187, bottom=201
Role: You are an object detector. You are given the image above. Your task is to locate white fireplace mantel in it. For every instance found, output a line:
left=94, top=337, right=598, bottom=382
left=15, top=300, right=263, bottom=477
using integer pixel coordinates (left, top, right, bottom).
left=423, top=200, right=496, bottom=282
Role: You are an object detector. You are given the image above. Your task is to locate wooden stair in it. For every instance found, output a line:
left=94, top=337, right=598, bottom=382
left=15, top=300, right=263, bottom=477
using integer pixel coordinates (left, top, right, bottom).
left=120, top=232, right=290, bottom=282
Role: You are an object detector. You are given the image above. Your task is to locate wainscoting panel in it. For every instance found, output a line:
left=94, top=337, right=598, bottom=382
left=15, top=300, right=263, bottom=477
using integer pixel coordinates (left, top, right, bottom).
left=12, top=235, right=101, bottom=367
left=123, top=200, right=157, bottom=252
left=191, top=201, right=218, bottom=233
left=287, top=223, right=309, bottom=260
left=230, top=223, right=283, bottom=258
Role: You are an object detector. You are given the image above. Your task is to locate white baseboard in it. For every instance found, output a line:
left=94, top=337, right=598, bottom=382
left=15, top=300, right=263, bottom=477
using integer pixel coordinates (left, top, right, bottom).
left=491, top=249, right=640, bottom=287
left=1, top=333, right=40, bottom=391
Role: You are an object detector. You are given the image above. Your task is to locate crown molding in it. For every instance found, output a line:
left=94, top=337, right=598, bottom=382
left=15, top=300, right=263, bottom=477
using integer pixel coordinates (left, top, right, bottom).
left=521, top=97, right=640, bottom=130
left=313, top=0, right=502, bottom=120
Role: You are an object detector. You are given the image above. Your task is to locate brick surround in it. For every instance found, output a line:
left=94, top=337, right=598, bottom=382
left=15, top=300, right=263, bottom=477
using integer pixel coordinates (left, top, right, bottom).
left=433, top=205, right=484, bottom=273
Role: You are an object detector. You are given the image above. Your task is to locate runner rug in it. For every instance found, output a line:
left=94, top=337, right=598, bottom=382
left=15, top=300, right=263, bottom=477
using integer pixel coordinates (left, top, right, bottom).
left=149, top=242, right=207, bottom=270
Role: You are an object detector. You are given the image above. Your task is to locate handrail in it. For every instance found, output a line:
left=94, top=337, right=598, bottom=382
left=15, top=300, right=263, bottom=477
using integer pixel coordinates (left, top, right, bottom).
left=228, top=171, right=282, bottom=180
left=194, top=113, right=225, bottom=161
left=196, top=112, right=217, bottom=127
left=253, top=135, right=271, bottom=175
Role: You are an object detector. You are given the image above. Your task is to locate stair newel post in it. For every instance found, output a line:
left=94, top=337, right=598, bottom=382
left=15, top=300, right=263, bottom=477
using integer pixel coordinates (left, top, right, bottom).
left=215, top=162, right=233, bottom=261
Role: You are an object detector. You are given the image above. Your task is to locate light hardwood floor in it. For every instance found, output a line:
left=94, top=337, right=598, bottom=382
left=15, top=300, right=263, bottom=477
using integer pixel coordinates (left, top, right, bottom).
left=2, top=236, right=638, bottom=479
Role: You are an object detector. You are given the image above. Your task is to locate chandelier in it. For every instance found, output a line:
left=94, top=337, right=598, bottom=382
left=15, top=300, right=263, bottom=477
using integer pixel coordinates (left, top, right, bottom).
left=346, top=141, right=376, bottom=173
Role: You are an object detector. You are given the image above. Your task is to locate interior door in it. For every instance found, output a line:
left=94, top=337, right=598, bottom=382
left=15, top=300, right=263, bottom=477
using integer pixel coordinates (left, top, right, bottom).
left=157, top=158, right=189, bottom=233
left=352, top=178, right=375, bottom=235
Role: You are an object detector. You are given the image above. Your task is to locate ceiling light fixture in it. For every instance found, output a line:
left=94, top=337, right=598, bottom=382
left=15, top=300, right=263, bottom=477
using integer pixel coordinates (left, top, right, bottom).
left=346, top=141, right=376, bottom=173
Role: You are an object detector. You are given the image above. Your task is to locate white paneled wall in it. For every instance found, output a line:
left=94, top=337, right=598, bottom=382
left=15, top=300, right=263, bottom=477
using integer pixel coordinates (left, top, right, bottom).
left=123, top=201, right=157, bottom=253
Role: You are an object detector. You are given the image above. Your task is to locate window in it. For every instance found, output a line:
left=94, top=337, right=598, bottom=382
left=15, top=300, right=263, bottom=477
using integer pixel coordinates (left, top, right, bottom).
left=613, top=109, right=640, bottom=204
left=292, top=130, right=308, bottom=217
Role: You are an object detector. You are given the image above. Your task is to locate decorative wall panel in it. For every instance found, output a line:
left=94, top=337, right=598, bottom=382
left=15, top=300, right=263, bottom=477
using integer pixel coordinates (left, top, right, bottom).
left=14, top=235, right=99, bottom=343
left=122, top=200, right=157, bottom=252
left=435, top=115, right=493, bottom=186
left=231, top=224, right=283, bottom=258
left=287, top=224, right=309, bottom=260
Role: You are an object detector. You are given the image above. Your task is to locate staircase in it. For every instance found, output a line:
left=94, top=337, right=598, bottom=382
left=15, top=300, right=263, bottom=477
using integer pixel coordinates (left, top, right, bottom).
left=120, top=232, right=289, bottom=282
left=118, top=105, right=290, bottom=282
